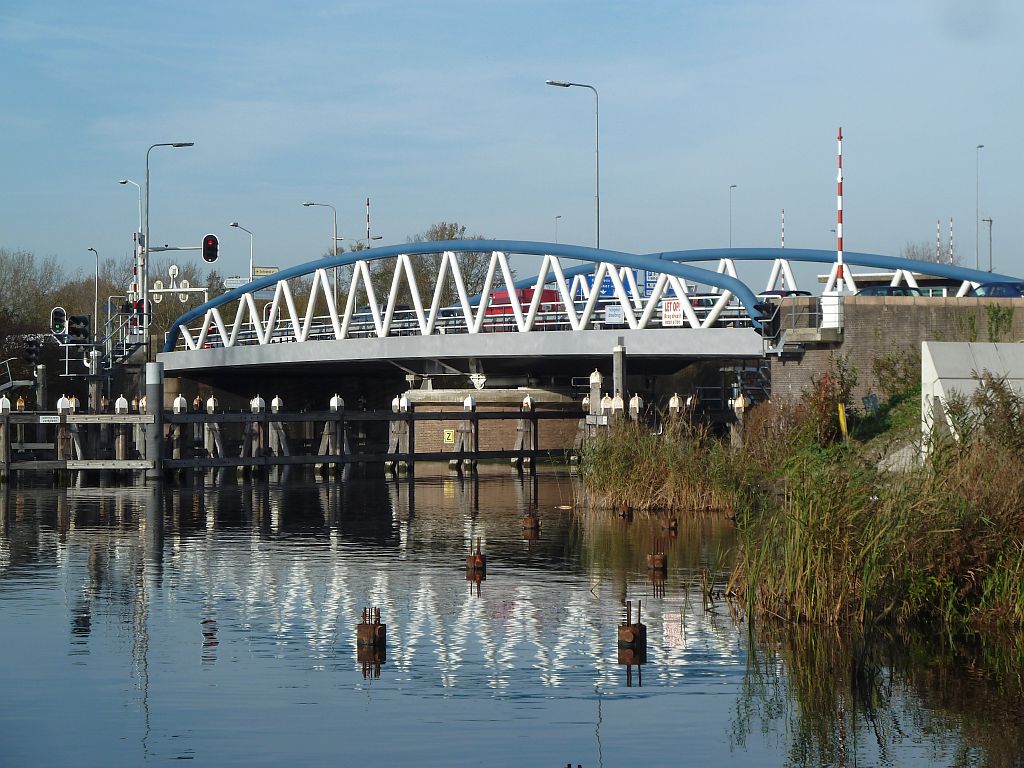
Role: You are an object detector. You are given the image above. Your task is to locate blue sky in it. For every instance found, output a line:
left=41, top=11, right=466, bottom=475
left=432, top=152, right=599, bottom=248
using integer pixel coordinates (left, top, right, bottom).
left=1, top=0, right=1020, bottom=285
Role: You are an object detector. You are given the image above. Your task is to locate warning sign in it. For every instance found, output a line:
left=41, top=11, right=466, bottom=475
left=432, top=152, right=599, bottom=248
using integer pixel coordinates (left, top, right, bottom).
left=443, top=429, right=456, bottom=444
left=662, top=298, right=685, bottom=327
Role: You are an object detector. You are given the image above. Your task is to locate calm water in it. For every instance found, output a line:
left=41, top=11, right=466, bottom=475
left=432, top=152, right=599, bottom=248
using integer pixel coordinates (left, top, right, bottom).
left=1, top=467, right=1022, bottom=767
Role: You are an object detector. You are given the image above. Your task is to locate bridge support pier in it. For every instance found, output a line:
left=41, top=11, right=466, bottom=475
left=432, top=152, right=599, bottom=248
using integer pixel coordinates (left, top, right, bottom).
left=612, top=340, right=626, bottom=404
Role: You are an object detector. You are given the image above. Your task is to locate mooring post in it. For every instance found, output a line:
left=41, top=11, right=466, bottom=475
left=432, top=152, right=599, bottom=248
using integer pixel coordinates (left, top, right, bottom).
left=529, top=396, right=539, bottom=475
left=34, top=364, right=46, bottom=444
left=145, top=361, right=164, bottom=481
left=114, top=395, right=128, bottom=461
left=512, top=394, right=534, bottom=468
left=730, top=392, right=748, bottom=449
left=171, top=395, right=187, bottom=461
left=192, top=396, right=203, bottom=451
left=629, top=393, right=644, bottom=423
left=269, top=395, right=288, bottom=458
left=462, top=395, right=476, bottom=473
left=0, top=397, right=10, bottom=484
left=204, top=396, right=221, bottom=461
left=402, top=395, right=414, bottom=476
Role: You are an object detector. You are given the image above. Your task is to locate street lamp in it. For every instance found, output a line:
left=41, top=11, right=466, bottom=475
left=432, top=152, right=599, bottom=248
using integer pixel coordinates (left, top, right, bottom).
left=87, top=247, right=99, bottom=343
left=976, top=143, right=984, bottom=270
left=729, top=185, right=738, bottom=248
left=982, top=217, right=993, bottom=272
left=546, top=79, right=600, bottom=248
left=554, top=214, right=562, bottom=244
left=302, top=201, right=343, bottom=306
left=144, top=141, right=194, bottom=356
left=364, top=197, right=383, bottom=245
left=118, top=179, right=142, bottom=301
left=228, top=222, right=254, bottom=283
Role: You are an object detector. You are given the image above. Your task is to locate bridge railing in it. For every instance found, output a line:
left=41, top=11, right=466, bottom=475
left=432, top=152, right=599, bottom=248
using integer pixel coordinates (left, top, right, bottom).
left=185, top=295, right=757, bottom=350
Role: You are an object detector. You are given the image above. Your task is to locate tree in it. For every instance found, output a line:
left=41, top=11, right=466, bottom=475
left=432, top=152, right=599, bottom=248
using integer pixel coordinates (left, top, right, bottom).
left=346, top=223, right=495, bottom=311
left=901, top=240, right=959, bottom=265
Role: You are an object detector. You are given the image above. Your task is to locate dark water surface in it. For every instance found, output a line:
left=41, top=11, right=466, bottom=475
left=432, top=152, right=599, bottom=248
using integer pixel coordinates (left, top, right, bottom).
left=1, top=467, right=1022, bottom=767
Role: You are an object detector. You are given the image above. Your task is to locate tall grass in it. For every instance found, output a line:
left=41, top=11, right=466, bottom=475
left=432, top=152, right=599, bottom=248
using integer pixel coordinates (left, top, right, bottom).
left=577, top=362, right=1024, bottom=631
left=576, top=419, right=735, bottom=513
left=734, top=376, right=1024, bottom=630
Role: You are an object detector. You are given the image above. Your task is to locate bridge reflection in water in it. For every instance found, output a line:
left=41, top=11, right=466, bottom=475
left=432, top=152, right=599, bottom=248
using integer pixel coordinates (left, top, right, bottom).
left=3, top=469, right=1023, bottom=766
left=0, top=467, right=741, bottom=692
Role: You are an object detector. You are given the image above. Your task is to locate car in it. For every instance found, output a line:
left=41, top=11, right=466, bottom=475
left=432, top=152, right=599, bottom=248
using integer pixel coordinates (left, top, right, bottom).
left=855, top=285, right=923, bottom=297
left=756, top=290, right=812, bottom=300
left=965, top=282, right=1024, bottom=298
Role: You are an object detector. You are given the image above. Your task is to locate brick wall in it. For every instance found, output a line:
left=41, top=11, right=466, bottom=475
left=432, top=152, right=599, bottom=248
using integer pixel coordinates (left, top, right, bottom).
left=404, top=388, right=582, bottom=453
left=771, top=296, right=1023, bottom=404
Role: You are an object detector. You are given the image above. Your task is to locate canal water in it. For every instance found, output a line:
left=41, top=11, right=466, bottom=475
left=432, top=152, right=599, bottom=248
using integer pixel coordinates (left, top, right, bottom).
left=1, top=467, right=1021, bottom=767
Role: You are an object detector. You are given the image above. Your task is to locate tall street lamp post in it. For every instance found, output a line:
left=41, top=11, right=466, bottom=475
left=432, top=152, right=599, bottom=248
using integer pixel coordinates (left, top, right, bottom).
left=364, top=197, right=383, bottom=246
left=976, top=143, right=984, bottom=271
left=982, top=217, right=993, bottom=272
left=118, top=179, right=142, bottom=302
left=144, top=141, right=194, bottom=356
left=303, top=201, right=343, bottom=307
left=87, top=247, right=99, bottom=343
left=554, top=214, right=562, bottom=244
left=729, top=185, right=738, bottom=248
left=228, top=222, right=255, bottom=283
left=546, top=79, right=600, bottom=248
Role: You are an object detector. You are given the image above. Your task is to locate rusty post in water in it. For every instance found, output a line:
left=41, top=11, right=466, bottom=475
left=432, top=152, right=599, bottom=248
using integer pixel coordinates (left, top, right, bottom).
left=466, top=537, right=486, bottom=574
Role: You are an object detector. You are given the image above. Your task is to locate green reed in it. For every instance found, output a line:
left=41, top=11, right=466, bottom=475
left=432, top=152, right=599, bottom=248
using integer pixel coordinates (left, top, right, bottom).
left=577, top=370, right=1024, bottom=631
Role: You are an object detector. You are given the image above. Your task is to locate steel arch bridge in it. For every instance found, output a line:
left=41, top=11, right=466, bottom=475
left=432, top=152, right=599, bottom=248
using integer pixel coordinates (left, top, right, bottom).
left=158, top=240, right=1015, bottom=376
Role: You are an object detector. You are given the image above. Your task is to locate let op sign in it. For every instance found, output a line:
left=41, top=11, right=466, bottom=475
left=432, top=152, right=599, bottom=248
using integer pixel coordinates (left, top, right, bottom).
left=662, top=299, right=685, bottom=327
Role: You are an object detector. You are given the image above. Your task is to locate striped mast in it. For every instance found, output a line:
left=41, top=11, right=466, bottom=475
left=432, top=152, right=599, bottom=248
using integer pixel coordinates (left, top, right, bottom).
left=836, top=127, right=845, bottom=292
left=780, top=208, right=786, bottom=289
left=366, top=197, right=371, bottom=241
left=936, top=219, right=941, bottom=262
left=949, top=217, right=954, bottom=264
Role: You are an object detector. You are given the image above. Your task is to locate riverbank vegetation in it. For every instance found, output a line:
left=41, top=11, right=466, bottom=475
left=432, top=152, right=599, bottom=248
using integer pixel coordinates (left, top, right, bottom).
left=577, top=352, right=1024, bottom=632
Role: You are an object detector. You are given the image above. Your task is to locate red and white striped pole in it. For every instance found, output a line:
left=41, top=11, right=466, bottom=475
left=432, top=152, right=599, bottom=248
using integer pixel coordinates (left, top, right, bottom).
left=936, top=219, right=941, bottom=262
left=836, top=127, right=844, bottom=291
left=366, top=197, right=371, bottom=242
left=780, top=208, right=786, bottom=289
left=949, top=217, right=954, bottom=264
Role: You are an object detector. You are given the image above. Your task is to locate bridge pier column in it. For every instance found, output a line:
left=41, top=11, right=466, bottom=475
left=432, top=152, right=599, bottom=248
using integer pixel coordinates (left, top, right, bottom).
left=613, top=340, right=626, bottom=404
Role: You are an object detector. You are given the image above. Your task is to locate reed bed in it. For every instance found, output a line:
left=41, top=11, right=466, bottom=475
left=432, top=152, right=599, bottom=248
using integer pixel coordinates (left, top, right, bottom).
left=577, top=369, right=1024, bottom=631
left=576, top=419, right=736, bottom=513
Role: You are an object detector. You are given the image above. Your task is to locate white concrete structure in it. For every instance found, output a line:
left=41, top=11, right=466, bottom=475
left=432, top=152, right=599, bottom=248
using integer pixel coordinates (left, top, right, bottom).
left=922, top=341, right=1024, bottom=443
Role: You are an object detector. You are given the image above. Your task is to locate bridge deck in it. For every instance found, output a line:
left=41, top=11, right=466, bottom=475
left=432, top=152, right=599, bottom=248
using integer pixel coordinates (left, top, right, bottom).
left=158, top=327, right=764, bottom=377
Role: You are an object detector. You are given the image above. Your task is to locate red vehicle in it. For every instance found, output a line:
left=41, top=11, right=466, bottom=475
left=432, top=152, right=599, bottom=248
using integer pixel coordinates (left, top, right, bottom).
left=485, top=287, right=560, bottom=316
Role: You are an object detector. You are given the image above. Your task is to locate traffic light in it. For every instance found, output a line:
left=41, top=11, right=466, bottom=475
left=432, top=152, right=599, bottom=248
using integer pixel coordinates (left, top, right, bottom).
left=68, top=314, right=91, bottom=345
left=755, top=302, right=780, bottom=340
left=50, top=306, right=67, bottom=337
left=23, top=337, right=40, bottom=364
left=202, top=233, right=219, bottom=263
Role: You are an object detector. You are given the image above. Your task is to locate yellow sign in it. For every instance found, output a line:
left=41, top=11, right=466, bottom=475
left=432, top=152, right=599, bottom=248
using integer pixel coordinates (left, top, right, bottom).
left=443, top=429, right=456, bottom=444
left=253, top=266, right=279, bottom=277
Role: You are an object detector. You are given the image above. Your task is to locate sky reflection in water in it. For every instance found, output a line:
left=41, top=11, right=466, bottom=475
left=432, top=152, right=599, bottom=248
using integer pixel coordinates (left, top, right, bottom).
left=0, top=467, right=1020, bottom=767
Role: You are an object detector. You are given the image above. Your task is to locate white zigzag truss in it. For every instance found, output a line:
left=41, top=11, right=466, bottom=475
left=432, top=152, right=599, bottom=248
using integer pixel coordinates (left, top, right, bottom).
left=177, top=252, right=779, bottom=351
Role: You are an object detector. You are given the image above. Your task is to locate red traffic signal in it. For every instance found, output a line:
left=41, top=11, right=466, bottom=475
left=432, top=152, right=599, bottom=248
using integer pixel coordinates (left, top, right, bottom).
left=202, top=234, right=219, bottom=263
